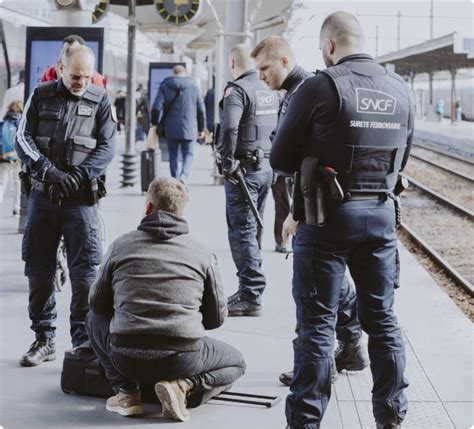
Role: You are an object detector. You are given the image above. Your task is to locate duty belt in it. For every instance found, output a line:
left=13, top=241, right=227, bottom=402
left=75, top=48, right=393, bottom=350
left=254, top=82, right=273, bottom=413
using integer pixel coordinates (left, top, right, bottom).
left=30, top=177, right=49, bottom=193
left=345, top=192, right=387, bottom=201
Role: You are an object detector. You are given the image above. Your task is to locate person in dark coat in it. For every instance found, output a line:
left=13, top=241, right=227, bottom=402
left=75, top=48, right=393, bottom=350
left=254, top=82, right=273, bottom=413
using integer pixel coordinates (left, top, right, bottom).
left=151, top=66, right=205, bottom=183
left=204, top=87, right=215, bottom=132
left=114, top=90, right=126, bottom=134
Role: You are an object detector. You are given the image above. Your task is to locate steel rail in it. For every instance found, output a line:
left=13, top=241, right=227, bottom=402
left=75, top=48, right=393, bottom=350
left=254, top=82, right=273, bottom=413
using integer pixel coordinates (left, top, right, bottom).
left=400, top=222, right=474, bottom=296
left=413, top=141, right=474, bottom=165
left=409, top=153, right=474, bottom=182
left=402, top=175, right=474, bottom=219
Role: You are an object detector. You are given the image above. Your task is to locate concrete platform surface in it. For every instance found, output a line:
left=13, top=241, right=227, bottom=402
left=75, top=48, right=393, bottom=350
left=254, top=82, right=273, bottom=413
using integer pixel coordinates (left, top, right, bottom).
left=1, top=141, right=472, bottom=429
left=414, top=118, right=473, bottom=158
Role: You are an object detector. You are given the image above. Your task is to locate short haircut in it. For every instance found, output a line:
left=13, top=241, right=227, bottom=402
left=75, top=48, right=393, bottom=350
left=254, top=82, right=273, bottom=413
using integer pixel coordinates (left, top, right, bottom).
left=62, top=44, right=95, bottom=69
left=250, top=36, right=294, bottom=62
left=173, top=65, right=186, bottom=76
left=63, top=34, right=85, bottom=46
left=320, top=11, right=365, bottom=48
left=8, top=100, right=23, bottom=114
left=146, top=177, right=188, bottom=216
left=229, top=44, right=254, bottom=70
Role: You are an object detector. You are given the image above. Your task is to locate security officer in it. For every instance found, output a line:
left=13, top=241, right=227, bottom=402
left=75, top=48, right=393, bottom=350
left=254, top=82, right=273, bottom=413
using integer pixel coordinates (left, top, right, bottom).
left=216, top=44, right=278, bottom=317
left=271, top=12, right=415, bottom=429
left=15, top=44, right=116, bottom=367
left=251, top=35, right=368, bottom=387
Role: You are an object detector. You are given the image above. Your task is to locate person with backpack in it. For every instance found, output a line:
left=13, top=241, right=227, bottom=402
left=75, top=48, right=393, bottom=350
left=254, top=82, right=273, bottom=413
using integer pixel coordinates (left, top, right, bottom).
left=151, top=65, right=205, bottom=184
left=0, top=100, right=23, bottom=215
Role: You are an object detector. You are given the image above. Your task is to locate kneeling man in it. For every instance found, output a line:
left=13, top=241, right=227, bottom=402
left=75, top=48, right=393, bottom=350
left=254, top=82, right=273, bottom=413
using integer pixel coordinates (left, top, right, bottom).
left=87, top=177, right=245, bottom=422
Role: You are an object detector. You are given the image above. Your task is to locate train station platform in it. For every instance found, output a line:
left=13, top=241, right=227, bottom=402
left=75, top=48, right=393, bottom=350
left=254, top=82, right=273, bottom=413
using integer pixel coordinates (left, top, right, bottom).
left=0, top=140, right=472, bottom=429
left=414, top=117, right=474, bottom=159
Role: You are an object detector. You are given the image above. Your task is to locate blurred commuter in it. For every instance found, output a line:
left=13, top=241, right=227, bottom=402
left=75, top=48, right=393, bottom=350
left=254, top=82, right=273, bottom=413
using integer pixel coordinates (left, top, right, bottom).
left=135, top=85, right=150, bottom=142
left=455, top=98, right=462, bottom=121
left=435, top=98, right=444, bottom=122
left=15, top=44, right=116, bottom=366
left=216, top=44, right=278, bottom=316
left=87, top=177, right=245, bottom=421
left=271, top=12, right=414, bottom=428
left=151, top=65, right=205, bottom=183
left=0, top=70, right=25, bottom=119
left=0, top=100, right=23, bottom=215
left=114, top=89, right=126, bottom=134
left=251, top=35, right=368, bottom=389
left=204, top=86, right=215, bottom=138
left=41, top=34, right=106, bottom=88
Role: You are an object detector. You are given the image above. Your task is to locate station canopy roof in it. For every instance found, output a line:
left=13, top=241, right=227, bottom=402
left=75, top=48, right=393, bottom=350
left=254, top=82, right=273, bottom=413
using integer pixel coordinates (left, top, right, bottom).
left=376, top=32, right=474, bottom=76
left=109, top=0, right=294, bottom=50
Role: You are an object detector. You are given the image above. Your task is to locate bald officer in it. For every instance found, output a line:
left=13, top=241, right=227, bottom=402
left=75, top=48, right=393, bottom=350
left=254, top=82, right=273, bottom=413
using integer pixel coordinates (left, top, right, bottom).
left=216, top=44, right=278, bottom=317
left=271, top=12, right=414, bottom=429
left=16, top=44, right=116, bottom=367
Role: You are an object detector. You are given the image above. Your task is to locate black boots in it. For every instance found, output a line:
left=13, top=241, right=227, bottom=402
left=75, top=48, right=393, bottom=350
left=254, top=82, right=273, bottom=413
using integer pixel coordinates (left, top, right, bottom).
left=376, top=422, right=401, bottom=429
left=19, top=339, right=56, bottom=367
left=227, top=296, right=262, bottom=317
left=279, top=358, right=338, bottom=387
left=334, top=338, right=369, bottom=372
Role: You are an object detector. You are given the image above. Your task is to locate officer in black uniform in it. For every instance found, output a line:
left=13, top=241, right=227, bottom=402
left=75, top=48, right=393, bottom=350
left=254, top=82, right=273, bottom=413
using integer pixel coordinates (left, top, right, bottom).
left=216, top=44, right=278, bottom=317
left=251, top=35, right=368, bottom=387
left=271, top=13, right=415, bottom=429
left=15, top=44, right=116, bottom=367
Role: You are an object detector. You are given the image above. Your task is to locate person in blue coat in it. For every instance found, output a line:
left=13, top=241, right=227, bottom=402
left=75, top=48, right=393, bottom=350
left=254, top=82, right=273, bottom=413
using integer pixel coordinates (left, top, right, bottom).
left=151, top=66, right=205, bottom=183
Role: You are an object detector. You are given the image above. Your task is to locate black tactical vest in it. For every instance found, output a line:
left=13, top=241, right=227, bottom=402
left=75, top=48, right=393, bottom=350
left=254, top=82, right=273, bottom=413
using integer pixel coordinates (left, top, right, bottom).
left=36, top=81, right=104, bottom=170
left=308, top=60, right=412, bottom=193
left=230, top=73, right=279, bottom=157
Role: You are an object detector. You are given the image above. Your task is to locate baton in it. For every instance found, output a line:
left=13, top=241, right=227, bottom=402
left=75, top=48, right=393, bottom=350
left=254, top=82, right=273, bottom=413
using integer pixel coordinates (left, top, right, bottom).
left=234, top=166, right=264, bottom=229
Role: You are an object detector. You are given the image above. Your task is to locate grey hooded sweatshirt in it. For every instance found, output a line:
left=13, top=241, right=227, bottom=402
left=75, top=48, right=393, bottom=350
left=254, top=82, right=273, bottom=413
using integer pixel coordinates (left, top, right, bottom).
left=89, top=210, right=227, bottom=352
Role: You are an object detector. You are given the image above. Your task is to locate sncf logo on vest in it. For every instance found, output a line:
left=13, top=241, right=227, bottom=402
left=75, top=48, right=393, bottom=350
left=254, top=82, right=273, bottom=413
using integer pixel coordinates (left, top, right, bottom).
left=355, top=88, right=397, bottom=115
left=256, top=90, right=275, bottom=106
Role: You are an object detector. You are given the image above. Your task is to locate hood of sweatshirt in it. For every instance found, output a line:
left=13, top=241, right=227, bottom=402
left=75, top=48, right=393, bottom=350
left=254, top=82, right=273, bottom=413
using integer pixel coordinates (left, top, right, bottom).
left=137, top=210, right=189, bottom=241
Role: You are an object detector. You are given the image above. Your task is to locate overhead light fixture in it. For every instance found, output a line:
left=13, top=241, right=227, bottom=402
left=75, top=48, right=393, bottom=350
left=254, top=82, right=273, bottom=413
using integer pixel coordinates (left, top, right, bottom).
left=54, top=0, right=78, bottom=8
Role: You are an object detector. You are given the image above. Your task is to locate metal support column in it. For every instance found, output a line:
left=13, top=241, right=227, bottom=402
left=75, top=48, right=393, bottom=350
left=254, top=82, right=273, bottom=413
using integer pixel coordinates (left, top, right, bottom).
left=121, top=0, right=138, bottom=187
left=0, top=20, right=11, bottom=88
left=449, top=68, right=457, bottom=124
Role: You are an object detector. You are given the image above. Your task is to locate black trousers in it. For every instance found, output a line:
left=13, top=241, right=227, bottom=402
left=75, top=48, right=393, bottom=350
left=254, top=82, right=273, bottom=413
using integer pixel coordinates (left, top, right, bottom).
left=86, top=313, right=246, bottom=407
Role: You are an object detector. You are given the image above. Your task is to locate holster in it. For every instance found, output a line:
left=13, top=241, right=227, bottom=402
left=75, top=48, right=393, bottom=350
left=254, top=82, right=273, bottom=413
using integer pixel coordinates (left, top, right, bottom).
left=291, top=172, right=304, bottom=222
left=19, top=171, right=32, bottom=198
left=300, top=157, right=326, bottom=226
left=252, top=149, right=264, bottom=170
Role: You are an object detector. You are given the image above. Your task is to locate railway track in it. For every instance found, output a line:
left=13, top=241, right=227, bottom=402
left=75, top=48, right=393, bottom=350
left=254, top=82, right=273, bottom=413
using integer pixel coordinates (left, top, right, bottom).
left=399, top=170, right=473, bottom=296
left=412, top=141, right=474, bottom=165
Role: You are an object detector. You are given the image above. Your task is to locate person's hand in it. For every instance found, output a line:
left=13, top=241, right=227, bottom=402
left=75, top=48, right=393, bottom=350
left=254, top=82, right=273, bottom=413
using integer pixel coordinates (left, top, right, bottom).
left=223, top=161, right=241, bottom=185
left=44, top=166, right=80, bottom=198
left=198, top=131, right=205, bottom=140
left=282, top=213, right=299, bottom=244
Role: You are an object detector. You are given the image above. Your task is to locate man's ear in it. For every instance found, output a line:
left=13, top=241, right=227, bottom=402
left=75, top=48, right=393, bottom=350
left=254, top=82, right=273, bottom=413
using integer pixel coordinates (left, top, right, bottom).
left=328, top=39, right=336, bottom=55
left=145, top=201, right=154, bottom=215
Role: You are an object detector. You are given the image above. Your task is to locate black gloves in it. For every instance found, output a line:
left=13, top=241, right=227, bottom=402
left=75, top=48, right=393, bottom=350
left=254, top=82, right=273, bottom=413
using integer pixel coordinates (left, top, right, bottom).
left=44, top=165, right=81, bottom=199
left=223, top=161, right=243, bottom=185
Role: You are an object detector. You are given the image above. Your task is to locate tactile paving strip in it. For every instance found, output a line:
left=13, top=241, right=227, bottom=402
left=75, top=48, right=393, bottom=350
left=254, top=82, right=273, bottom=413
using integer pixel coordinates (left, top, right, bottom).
left=339, top=334, right=455, bottom=428
left=356, top=401, right=455, bottom=429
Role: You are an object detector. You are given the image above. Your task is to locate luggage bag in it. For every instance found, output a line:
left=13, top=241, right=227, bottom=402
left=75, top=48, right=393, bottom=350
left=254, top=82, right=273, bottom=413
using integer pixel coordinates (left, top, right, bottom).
left=140, top=149, right=160, bottom=193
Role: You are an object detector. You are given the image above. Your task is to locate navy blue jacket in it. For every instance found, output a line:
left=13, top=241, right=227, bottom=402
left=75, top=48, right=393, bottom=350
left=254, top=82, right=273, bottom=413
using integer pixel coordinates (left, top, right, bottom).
left=152, top=76, right=205, bottom=141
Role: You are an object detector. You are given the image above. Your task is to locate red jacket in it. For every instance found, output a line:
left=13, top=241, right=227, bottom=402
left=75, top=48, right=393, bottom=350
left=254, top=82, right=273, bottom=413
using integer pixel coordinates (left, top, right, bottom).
left=40, top=65, right=107, bottom=88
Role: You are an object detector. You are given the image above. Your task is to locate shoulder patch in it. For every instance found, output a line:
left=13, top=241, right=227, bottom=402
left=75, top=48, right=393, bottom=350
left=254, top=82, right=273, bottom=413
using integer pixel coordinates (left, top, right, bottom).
left=224, top=86, right=233, bottom=98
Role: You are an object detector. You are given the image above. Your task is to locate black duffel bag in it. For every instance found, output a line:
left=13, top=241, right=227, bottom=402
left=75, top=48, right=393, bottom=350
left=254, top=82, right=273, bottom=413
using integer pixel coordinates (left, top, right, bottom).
left=60, top=343, right=157, bottom=402
left=61, top=344, right=114, bottom=398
